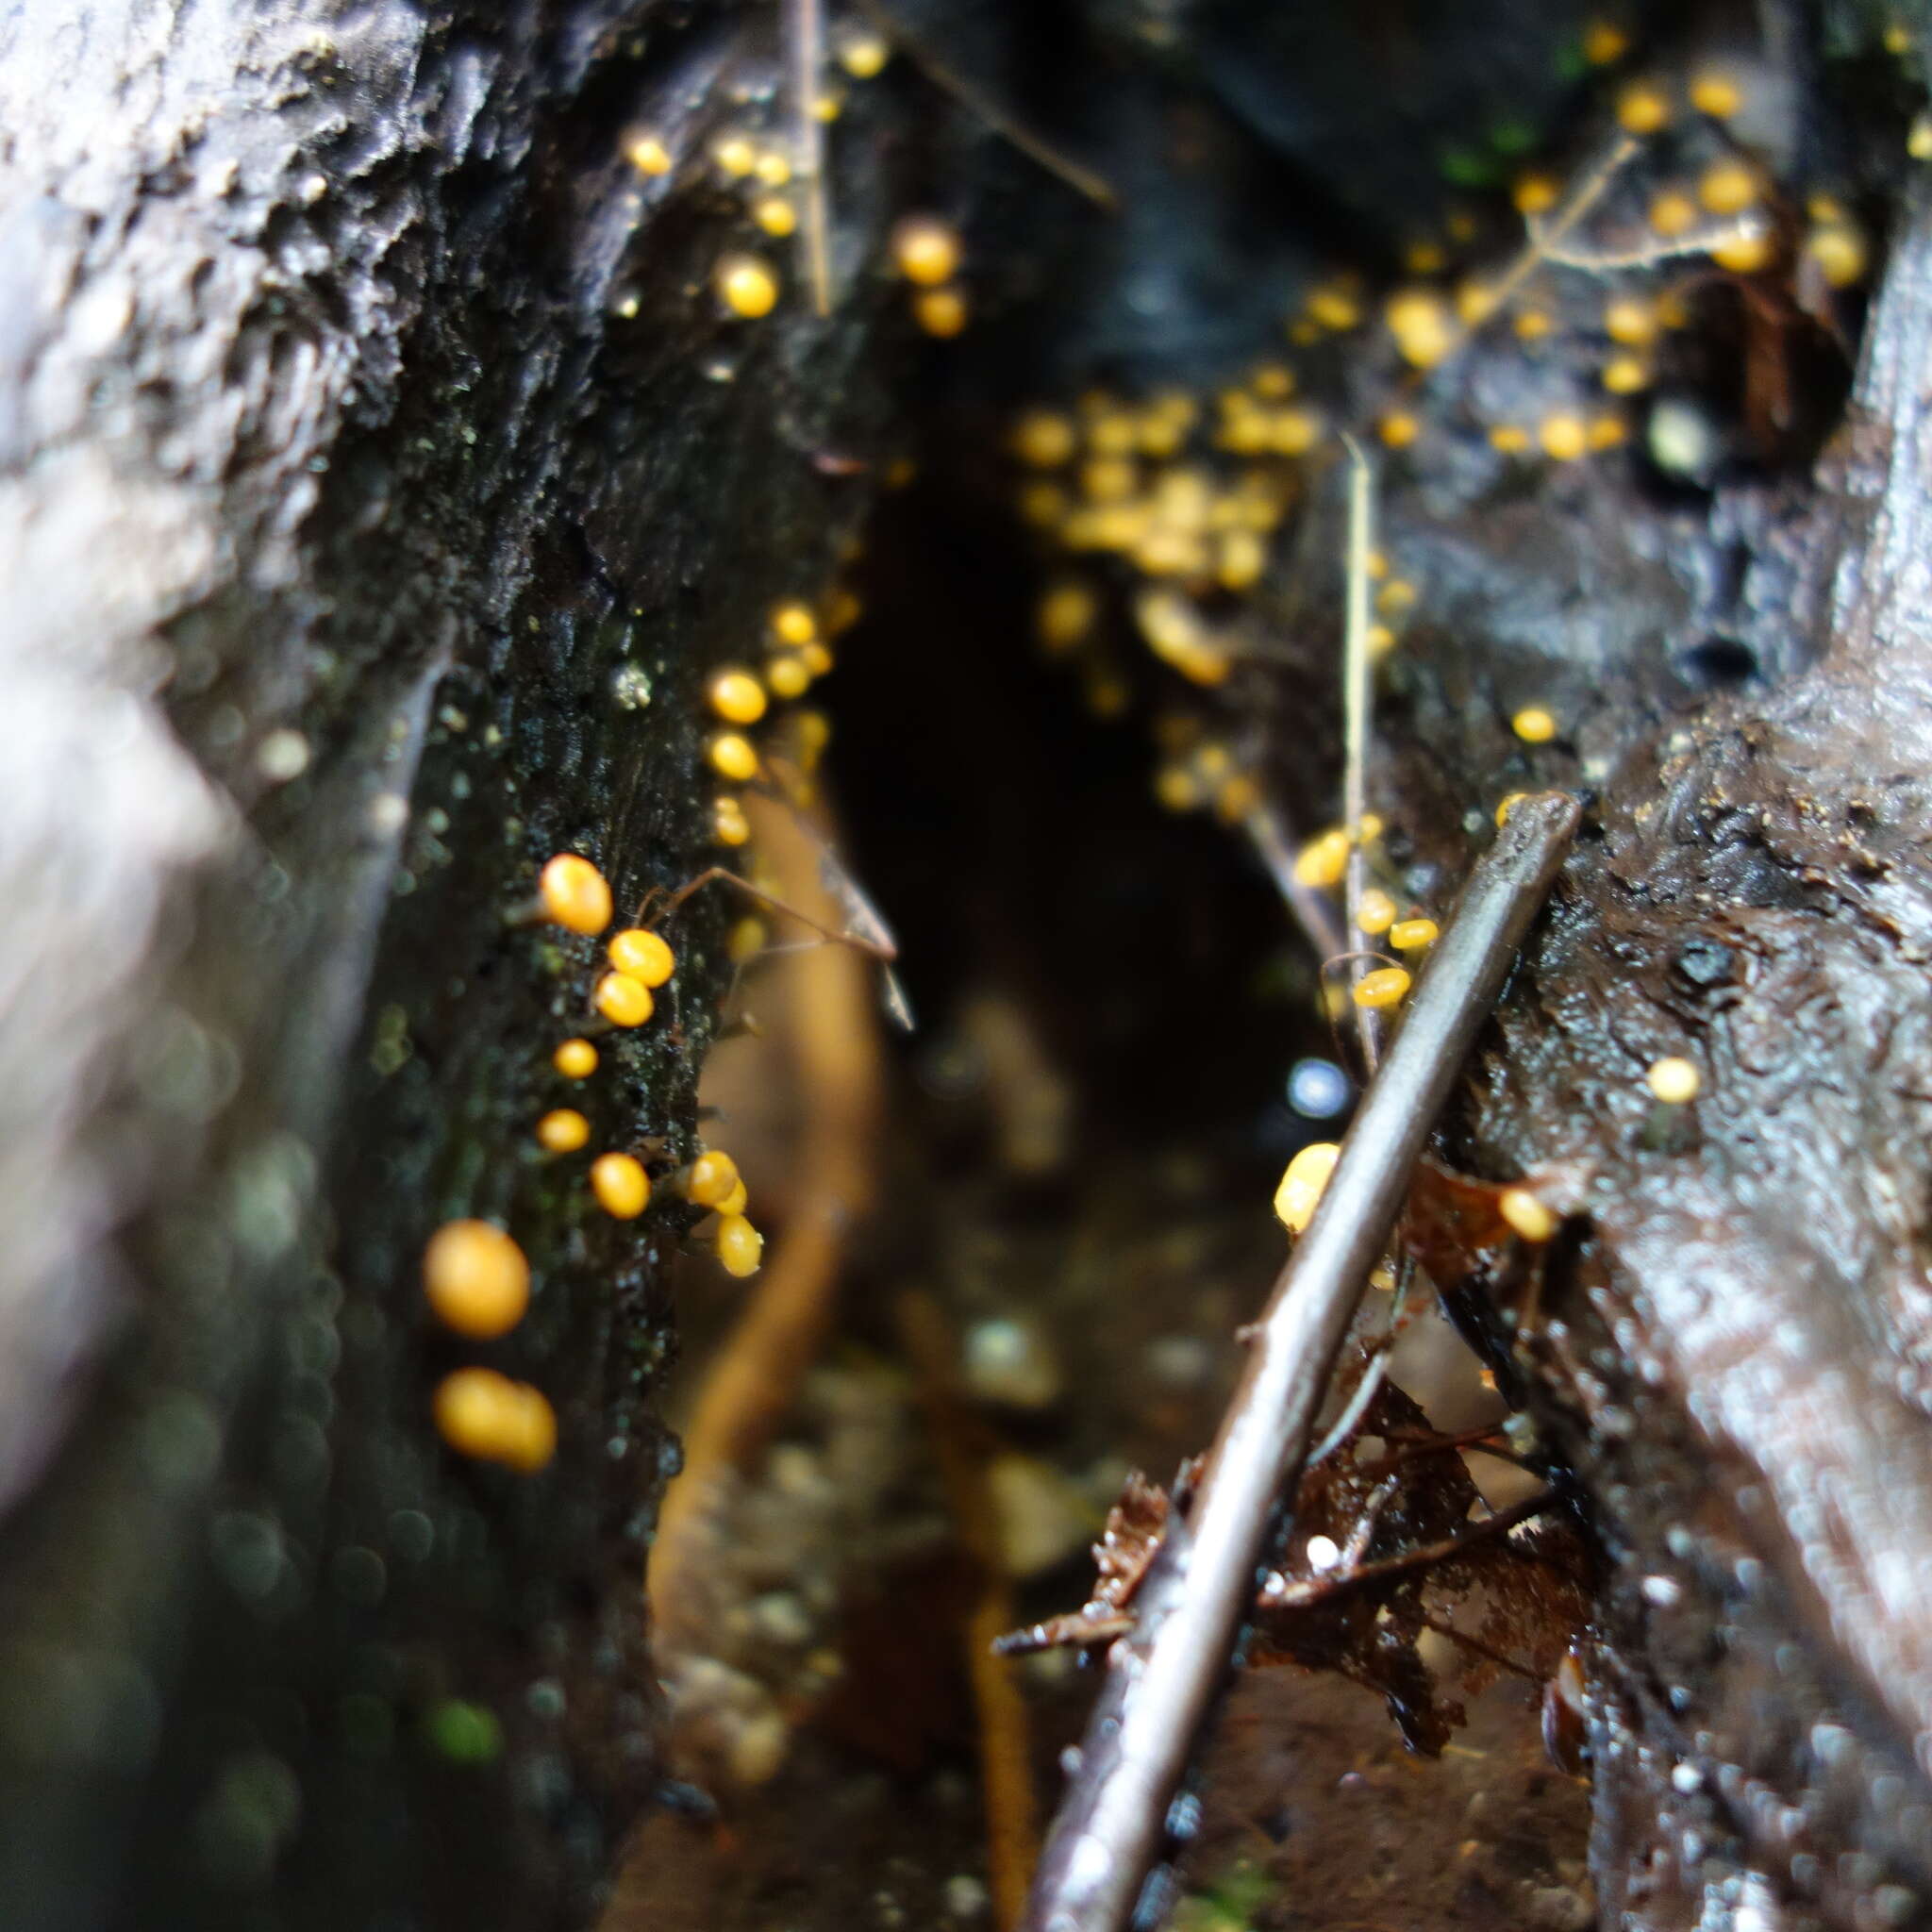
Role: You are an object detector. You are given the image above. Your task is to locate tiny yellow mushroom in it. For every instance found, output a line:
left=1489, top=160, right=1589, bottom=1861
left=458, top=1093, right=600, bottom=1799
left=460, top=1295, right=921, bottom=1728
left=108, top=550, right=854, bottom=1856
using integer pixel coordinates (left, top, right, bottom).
left=537, top=1108, right=591, bottom=1154
left=838, top=28, right=890, bottom=77
left=540, top=854, right=612, bottom=935
left=800, top=641, right=835, bottom=677
left=771, top=601, right=817, bottom=645
left=591, top=1152, right=651, bottom=1219
left=595, top=972, right=654, bottom=1028
left=912, top=286, right=969, bottom=337
left=891, top=214, right=962, bottom=286
left=1499, top=1187, right=1559, bottom=1243
left=1495, top=791, right=1527, bottom=825
left=754, top=196, right=797, bottom=238
left=1616, top=81, right=1672, bottom=134
left=1583, top=20, right=1629, bottom=64
left=1589, top=413, right=1630, bottom=450
left=434, top=1368, right=556, bottom=1473
left=1357, top=888, right=1397, bottom=935
left=608, top=927, right=675, bottom=988
left=1646, top=1056, right=1702, bottom=1104
left=715, top=1176, right=749, bottom=1218
left=708, top=730, right=760, bottom=783
left=1689, top=68, right=1743, bottom=118
left=712, top=794, right=751, bottom=847
left=1390, top=917, right=1439, bottom=951
left=688, top=1149, right=742, bottom=1208
left=424, top=1221, right=529, bottom=1339
left=715, top=1212, right=765, bottom=1277
left=1293, top=828, right=1351, bottom=890
left=1602, top=354, right=1650, bottom=394
left=753, top=149, right=791, bottom=187
left=1012, top=410, right=1077, bottom=467
left=1513, top=705, right=1557, bottom=743
left=1384, top=289, right=1457, bottom=369
left=1512, top=173, right=1561, bottom=217
left=708, top=668, right=769, bottom=725
left=715, top=253, right=780, bottom=318
left=765, top=652, right=812, bottom=699
left=553, top=1037, right=598, bottom=1079
left=711, top=134, right=757, bottom=177
left=1378, top=410, right=1419, bottom=449
left=1648, top=190, right=1698, bottom=238
left=1806, top=223, right=1869, bottom=289
left=625, top=132, right=673, bottom=176
left=1274, top=1141, right=1340, bottom=1233
left=1036, top=579, right=1098, bottom=653
left=1603, top=295, right=1658, bottom=346
left=1352, top=966, right=1412, bottom=1009
left=1489, top=425, right=1531, bottom=455
left=1539, top=415, right=1589, bottom=462
left=1698, top=159, right=1757, bottom=215
left=1711, top=228, right=1773, bottom=274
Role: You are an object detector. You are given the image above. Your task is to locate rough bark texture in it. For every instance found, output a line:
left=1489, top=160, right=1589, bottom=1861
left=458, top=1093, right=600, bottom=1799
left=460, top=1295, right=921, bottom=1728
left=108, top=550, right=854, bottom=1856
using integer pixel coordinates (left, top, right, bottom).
left=0, top=5, right=922, bottom=1927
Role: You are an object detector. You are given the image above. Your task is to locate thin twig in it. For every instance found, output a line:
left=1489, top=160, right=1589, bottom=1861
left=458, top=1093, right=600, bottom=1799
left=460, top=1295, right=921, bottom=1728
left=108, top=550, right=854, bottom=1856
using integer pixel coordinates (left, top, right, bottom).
left=1244, top=801, right=1346, bottom=963
left=1481, top=135, right=1640, bottom=320
left=787, top=0, right=832, bottom=315
left=1339, top=434, right=1380, bottom=1075
left=1015, top=791, right=1580, bottom=1932
left=856, top=0, right=1116, bottom=208
left=1305, top=1257, right=1412, bottom=1470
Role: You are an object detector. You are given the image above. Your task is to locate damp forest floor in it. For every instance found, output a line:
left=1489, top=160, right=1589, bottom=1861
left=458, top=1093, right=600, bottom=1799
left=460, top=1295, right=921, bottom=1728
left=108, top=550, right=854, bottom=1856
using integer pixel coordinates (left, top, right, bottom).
left=607, top=1029, right=1592, bottom=1932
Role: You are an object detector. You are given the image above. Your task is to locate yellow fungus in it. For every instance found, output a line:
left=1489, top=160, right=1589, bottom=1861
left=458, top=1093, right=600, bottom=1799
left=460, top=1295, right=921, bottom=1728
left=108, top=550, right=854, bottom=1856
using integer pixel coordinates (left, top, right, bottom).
left=1514, top=308, right=1554, bottom=341
left=1602, top=354, right=1650, bottom=394
left=892, top=214, right=962, bottom=286
left=800, top=641, right=835, bottom=678
left=1646, top=1056, right=1701, bottom=1104
left=1088, top=411, right=1138, bottom=456
left=771, top=601, right=817, bottom=645
left=1583, top=20, right=1629, bottom=64
left=1305, top=284, right=1361, bottom=331
left=1358, top=813, right=1385, bottom=841
left=1155, top=765, right=1202, bottom=813
left=1910, top=112, right=1932, bottom=160
left=1603, top=296, right=1657, bottom=346
left=1081, top=455, right=1137, bottom=503
left=1377, top=579, right=1417, bottom=617
left=1689, top=69, right=1742, bottom=118
left=813, top=92, right=844, bottom=124
left=540, top=854, right=612, bottom=935
left=1378, top=411, right=1419, bottom=449
left=1357, top=888, right=1397, bottom=935
left=591, top=1152, right=650, bottom=1219
left=1539, top=415, right=1589, bottom=461
left=715, top=1213, right=765, bottom=1278
left=625, top=132, right=673, bottom=176
left=1513, top=705, right=1557, bottom=742
left=708, top=731, right=760, bottom=782
left=753, top=195, right=797, bottom=238
left=1495, top=791, right=1527, bottom=825
left=1037, top=581, right=1097, bottom=654
left=434, top=1368, right=556, bottom=1473
left=1616, top=81, right=1672, bottom=134
left=1013, top=410, right=1077, bottom=467
left=715, top=1176, right=749, bottom=1217
left=1489, top=425, right=1531, bottom=455
left=1135, top=588, right=1232, bottom=687
left=1711, top=228, right=1773, bottom=274
left=1455, top=279, right=1498, bottom=327
left=1698, top=159, right=1757, bottom=216
left=1404, top=240, right=1447, bottom=275
left=1218, top=527, right=1268, bottom=591
left=754, top=149, right=791, bottom=187
left=825, top=587, right=862, bottom=633
left=1499, top=1187, right=1559, bottom=1243
left=424, top=1221, right=530, bottom=1340
left=1648, top=190, right=1698, bottom=238
left=838, top=28, right=891, bottom=77
left=608, top=927, right=675, bottom=988
left=912, top=286, right=969, bottom=337
left=537, top=1108, right=591, bottom=1154
left=1806, top=224, right=1868, bottom=289
left=1391, top=917, right=1439, bottom=951
left=726, top=915, right=767, bottom=962
left=716, top=253, right=779, bottom=318
left=1589, top=413, right=1629, bottom=450
left=553, top=1037, right=598, bottom=1079
left=1385, top=289, right=1457, bottom=369
left=766, top=652, right=812, bottom=698
left=708, top=668, right=769, bottom=725
left=688, top=1149, right=741, bottom=1208
left=712, top=794, right=751, bottom=847
left=1274, top=1141, right=1341, bottom=1234
left=1353, top=966, right=1411, bottom=1009
left=1513, top=173, right=1560, bottom=217
left=595, top=972, right=654, bottom=1028
left=1656, top=289, right=1691, bottom=328
left=1887, top=19, right=1912, bottom=55
left=1264, top=407, right=1323, bottom=455
left=1366, top=623, right=1398, bottom=662
left=1293, top=828, right=1351, bottom=890
left=712, top=134, right=757, bottom=178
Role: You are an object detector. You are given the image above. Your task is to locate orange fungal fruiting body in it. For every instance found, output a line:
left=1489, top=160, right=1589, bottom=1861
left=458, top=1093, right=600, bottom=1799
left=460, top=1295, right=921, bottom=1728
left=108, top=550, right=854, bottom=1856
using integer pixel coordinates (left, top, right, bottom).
left=424, top=1220, right=530, bottom=1339
left=1353, top=966, right=1412, bottom=1009
left=1274, top=1141, right=1341, bottom=1232
left=709, top=669, right=769, bottom=725
left=537, top=1108, right=591, bottom=1153
left=591, top=1153, right=651, bottom=1219
left=540, top=855, right=612, bottom=934
left=553, top=1038, right=598, bottom=1079
left=608, top=927, right=675, bottom=987
left=715, top=1213, right=764, bottom=1277
left=687, top=1149, right=741, bottom=1208
left=891, top=215, right=962, bottom=286
left=434, top=1368, right=557, bottom=1472
left=596, top=972, right=655, bottom=1027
